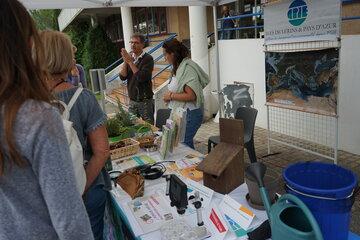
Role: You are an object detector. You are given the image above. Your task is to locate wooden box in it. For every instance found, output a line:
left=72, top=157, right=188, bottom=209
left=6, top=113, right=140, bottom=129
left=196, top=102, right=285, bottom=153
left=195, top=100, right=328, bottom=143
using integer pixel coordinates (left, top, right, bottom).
left=196, top=118, right=244, bottom=194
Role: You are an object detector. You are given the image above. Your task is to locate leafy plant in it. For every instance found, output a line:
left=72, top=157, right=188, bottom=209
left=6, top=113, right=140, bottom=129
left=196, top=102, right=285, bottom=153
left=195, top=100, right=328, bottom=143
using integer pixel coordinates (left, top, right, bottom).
left=107, top=99, right=153, bottom=140
left=115, top=98, right=133, bottom=127
left=106, top=118, right=123, bottom=138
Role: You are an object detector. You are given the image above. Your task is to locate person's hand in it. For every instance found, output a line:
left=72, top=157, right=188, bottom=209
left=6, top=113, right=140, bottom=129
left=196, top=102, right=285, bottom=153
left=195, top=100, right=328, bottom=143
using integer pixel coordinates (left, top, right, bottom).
left=119, top=62, right=127, bottom=72
left=121, top=48, right=133, bottom=64
left=70, top=60, right=80, bottom=77
left=163, top=91, right=172, bottom=102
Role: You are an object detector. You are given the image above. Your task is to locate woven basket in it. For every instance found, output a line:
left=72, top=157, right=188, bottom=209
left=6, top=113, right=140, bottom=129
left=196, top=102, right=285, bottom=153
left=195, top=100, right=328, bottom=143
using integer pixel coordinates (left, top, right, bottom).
left=110, top=138, right=140, bottom=160
left=136, top=135, right=156, bottom=148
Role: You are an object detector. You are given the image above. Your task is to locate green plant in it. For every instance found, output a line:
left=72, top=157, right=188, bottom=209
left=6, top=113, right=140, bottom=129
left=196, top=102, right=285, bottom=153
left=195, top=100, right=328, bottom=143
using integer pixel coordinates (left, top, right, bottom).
left=134, top=124, right=151, bottom=133
left=106, top=118, right=123, bottom=138
left=115, top=98, right=133, bottom=127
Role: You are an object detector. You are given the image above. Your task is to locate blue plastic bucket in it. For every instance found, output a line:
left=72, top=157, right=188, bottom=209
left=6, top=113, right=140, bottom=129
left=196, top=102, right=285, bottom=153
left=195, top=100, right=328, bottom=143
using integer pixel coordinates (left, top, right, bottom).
left=283, top=162, right=358, bottom=240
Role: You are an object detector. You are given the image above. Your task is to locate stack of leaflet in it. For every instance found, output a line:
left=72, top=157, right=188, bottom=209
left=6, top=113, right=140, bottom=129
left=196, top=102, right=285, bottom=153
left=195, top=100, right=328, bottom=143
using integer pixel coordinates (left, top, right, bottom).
left=172, top=107, right=187, bottom=146
left=167, top=153, right=204, bottom=182
left=112, top=155, right=156, bottom=172
left=159, top=119, right=177, bottom=159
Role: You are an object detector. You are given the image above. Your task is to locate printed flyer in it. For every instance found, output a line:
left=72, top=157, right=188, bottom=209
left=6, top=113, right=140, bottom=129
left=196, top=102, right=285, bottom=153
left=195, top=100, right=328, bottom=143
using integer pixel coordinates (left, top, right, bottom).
left=112, top=155, right=156, bottom=172
left=219, top=195, right=255, bottom=231
left=128, top=193, right=177, bottom=234
left=204, top=204, right=228, bottom=240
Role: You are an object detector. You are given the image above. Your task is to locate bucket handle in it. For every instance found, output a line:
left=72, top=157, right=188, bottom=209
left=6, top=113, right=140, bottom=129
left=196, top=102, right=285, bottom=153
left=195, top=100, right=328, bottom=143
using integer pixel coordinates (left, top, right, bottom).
left=286, top=184, right=355, bottom=201
left=278, top=194, right=323, bottom=240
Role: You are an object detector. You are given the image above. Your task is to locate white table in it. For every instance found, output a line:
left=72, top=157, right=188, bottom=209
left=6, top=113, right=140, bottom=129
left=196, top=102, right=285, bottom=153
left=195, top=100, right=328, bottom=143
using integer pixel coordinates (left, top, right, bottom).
left=109, top=144, right=268, bottom=240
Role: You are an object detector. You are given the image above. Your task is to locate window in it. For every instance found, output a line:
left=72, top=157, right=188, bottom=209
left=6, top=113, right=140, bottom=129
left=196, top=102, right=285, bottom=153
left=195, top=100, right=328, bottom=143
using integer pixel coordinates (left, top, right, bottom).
left=105, top=14, right=123, bottom=42
left=217, top=0, right=264, bottom=39
left=132, top=7, right=167, bottom=36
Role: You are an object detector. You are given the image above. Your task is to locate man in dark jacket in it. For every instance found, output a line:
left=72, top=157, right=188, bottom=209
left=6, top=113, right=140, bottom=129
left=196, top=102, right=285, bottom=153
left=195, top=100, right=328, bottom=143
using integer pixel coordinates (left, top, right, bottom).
left=221, top=5, right=235, bottom=40
left=119, top=34, right=155, bottom=124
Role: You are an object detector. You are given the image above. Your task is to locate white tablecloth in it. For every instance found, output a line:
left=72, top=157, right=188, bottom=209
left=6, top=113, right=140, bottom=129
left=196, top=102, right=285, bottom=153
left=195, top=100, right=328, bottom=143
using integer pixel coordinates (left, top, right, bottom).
left=110, top=144, right=268, bottom=240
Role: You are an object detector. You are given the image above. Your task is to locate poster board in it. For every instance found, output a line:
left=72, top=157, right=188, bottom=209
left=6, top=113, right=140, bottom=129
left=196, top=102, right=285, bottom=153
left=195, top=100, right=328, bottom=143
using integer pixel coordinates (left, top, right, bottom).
left=221, top=82, right=254, bottom=118
left=265, top=49, right=339, bottom=116
left=264, top=0, right=341, bottom=45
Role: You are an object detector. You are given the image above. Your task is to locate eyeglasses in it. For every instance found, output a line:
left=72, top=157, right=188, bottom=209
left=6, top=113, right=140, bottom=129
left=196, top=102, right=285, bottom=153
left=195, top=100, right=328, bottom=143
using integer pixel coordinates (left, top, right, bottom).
left=129, top=41, right=141, bottom=45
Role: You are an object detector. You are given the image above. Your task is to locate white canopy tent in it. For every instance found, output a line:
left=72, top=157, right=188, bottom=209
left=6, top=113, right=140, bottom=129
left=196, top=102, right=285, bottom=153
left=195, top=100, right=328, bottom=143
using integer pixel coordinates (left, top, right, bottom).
left=20, top=0, right=236, bottom=110
left=20, top=0, right=235, bottom=9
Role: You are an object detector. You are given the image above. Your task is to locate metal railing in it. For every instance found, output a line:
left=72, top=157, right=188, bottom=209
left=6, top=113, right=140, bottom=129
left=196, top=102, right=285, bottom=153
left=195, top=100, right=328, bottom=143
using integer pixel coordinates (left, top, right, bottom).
left=152, top=64, right=172, bottom=80
left=217, top=11, right=263, bottom=39
left=217, top=12, right=262, bottom=22
left=154, top=54, right=165, bottom=63
left=217, top=0, right=360, bottom=38
left=341, top=0, right=360, bottom=22
left=343, top=16, right=360, bottom=21
left=342, top=0, right=360, bottom=4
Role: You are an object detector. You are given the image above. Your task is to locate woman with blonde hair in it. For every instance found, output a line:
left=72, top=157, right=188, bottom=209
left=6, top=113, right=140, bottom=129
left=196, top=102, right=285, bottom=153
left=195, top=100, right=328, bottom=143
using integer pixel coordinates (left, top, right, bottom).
left=40, top=30, right=110, bottom=240
left=0, top=0, right=93, bottom=239
left=67, top=45, right=87, bottom=88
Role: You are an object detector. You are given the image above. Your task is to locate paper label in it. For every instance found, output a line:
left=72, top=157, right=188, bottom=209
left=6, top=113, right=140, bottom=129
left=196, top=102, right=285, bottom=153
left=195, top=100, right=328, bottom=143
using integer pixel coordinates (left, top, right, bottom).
left=219, top=195, right=255, bottom=230
left=210, top=209, right=227, bottom=233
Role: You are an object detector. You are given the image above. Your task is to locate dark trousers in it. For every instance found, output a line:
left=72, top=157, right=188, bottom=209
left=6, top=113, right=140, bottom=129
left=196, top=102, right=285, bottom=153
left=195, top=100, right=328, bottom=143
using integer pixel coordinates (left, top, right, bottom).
left=220, top=30, right=234, bottom=40
left=129, top=99, right=154, bottom=125
left=84, top=185, right=107, bottom=240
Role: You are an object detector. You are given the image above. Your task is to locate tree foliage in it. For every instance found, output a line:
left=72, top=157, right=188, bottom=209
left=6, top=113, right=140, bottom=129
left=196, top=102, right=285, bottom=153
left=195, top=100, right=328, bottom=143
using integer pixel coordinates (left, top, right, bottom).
left=82, top=25, right=119, bottom=72
left=30, top=9, right=61, bottom=30
left=65, top=21, right=90, bottom=66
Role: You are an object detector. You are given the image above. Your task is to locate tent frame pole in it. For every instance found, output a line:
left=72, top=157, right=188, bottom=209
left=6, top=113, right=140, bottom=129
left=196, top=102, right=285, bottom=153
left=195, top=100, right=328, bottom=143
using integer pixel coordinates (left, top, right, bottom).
left=212, top=5, right=223, bottom=118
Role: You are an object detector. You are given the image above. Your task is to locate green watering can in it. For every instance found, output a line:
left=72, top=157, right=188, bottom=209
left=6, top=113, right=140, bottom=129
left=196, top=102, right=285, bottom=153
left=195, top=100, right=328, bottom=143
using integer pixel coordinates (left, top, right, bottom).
left=246, top=162, right=323, bottom=240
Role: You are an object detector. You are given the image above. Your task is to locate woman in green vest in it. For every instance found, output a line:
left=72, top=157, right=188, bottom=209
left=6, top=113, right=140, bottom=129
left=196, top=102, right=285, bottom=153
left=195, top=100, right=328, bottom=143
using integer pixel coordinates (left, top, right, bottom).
left=162, top=39, right=210, bottom=149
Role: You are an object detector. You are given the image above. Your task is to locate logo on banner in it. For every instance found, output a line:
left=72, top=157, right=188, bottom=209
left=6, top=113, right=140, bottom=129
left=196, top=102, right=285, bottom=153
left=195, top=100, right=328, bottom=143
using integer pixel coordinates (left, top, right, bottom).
left=288, top=0, right=308, bottom=26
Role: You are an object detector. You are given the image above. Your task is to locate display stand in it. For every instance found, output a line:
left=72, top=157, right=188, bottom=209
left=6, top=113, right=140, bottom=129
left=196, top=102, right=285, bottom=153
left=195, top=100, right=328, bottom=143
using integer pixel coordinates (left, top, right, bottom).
left=265, top=40, right=340, bottom=164
left=264, top=0, right=342, bottom=164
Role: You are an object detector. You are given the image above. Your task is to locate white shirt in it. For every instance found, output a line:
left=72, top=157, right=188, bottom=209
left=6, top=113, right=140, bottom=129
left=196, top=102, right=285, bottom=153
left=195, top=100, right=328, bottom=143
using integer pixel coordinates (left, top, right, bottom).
left=132, top=51, right=145, bottom=64
left=168, top=76, right=197, bottom=110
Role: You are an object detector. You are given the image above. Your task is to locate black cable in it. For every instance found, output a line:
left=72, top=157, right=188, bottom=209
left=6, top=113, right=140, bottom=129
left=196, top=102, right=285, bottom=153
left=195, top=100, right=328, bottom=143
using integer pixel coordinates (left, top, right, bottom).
left=138, top=162, right=168, bottom=180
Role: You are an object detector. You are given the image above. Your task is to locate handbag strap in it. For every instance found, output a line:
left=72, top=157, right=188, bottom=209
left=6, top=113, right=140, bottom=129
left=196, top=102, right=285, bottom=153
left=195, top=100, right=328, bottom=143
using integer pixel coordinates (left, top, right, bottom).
left=67, top=87, right=83, bottom=111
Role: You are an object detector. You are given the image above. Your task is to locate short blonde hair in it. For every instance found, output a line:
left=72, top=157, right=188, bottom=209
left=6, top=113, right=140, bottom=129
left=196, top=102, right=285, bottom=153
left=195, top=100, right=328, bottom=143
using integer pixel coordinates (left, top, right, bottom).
left=39, top=30, right=74, bottom=76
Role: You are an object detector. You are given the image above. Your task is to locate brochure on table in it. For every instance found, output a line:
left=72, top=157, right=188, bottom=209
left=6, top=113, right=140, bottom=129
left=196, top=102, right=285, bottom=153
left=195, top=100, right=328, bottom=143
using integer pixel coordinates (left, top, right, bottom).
left=219, top=195, right=255, bottom=231
left=204, top=203, right=229, bottom=240
left=128, top=193, right=178, bottom=234
left=111, top=144, right=203, bottom=173
left=112, top=181, right=266, bottom=240
left=110, top=145, right=265, bottom=239
left=167, top=153, right=205, bottom=182
left=112, top=155, right=156, bottom=172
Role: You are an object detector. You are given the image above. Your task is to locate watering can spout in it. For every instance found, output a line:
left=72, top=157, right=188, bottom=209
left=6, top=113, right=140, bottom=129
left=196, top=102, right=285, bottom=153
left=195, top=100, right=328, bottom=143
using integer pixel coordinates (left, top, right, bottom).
left=246, top=162, right=267, bottom=187
left=246, top=162, right=272, bottom=215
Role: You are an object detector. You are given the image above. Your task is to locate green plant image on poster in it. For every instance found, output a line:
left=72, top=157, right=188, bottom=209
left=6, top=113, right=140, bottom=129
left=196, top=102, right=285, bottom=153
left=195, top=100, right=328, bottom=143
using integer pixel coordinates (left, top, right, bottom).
left=265, top=49, right=339, bottom=116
